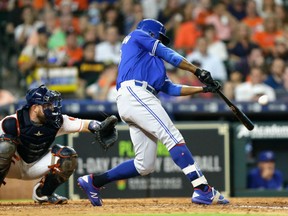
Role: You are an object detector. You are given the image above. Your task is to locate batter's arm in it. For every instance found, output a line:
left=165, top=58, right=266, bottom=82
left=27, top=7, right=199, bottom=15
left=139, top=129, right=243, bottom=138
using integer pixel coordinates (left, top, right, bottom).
left=180, top=85, right=204, bottom=96
left=155, top=43, right=198, bottom=73
left=156, top=44, right=215, bottom=85
left=177, top=58, right=199, bottom=75
left=160, top=77, right=205, bottom=96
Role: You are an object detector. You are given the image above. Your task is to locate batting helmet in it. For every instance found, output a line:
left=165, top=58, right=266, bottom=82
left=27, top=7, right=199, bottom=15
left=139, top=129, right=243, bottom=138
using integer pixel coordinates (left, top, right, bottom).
left=137, top=19, right=170, bottom=45
left=25, top=85, right=63, bottom=128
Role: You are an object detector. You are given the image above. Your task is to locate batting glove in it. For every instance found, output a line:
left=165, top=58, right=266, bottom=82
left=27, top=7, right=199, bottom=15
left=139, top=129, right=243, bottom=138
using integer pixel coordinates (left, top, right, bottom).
left=203, top=81, right=221, bottom=93
left=195, top=68, right=215, bottom=86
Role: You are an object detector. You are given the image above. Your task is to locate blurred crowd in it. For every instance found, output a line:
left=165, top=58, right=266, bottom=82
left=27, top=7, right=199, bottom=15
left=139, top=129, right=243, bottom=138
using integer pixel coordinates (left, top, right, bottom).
left=1, top=0, right=288, bottom=106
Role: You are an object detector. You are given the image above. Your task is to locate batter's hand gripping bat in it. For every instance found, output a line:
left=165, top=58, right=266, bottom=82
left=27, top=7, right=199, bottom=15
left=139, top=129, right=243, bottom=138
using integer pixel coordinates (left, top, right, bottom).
left=216, top=90, right=254, bottom=131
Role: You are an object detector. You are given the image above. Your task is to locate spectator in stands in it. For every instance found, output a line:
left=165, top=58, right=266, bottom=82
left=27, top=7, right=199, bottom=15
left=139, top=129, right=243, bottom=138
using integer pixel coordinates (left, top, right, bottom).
left=130, top=2, right=145, bottom=33
left=27, top=10, right=57, bottom=47
left=0, top=89, right=17, bottom=106
left=6, top=0, right=33, bottom=29
left=256, top=0, right=278, bottom=18
left=55, top=0, right=88, bottom=13
left=186, top=37, right=228, bottom=83
left=223, top=70, right=243, bottom=100
left=252, top=14, right=283, bottom=56
left=87, top=2, right=101, bottom=26
left=264, top=58, right=285, bottom=90
left=234, top=66, right=276, bottom=102
left=232, top=47, right=265, bottom=81
left=82, top=24, right=99, bottom=44
left=78, top=14, right=90, bottom=36
left=97, top=4, right=124, bottom=41
left=193, top=0, right=213, bottom=28
left=173, top=1, right=202, bottom=55
left=276, top=65, right=288, bottom=101
left=119, top=0, right=137, bottom=35
left=94, top=25, right=121, bottom=64
left=74, top=42, right=105, bottom=98
left=205, top=1, right=238, bottom=42
left=248, top=47, right=266, bottom=67
left=59, top=28, right=83, bottom=66
left=242, top=0, right=263, bottom=34
left=204, top=24, right=228, bottom=62
left=141, top=0, right=162, bottom=20
left=94, top=0, right=118, bottom=11
left=274, top=4, right=288, bottom=29
left=2, top=0, right=32, bottom=79
left=18, top=26, right=58, bottom=89
left=247, top=150, right=283, bottom=190
left=271, top=36, right=288, bottom=61
left=157, top=0, right=182, bottom=43
left=227, top=22, right=258, bottom=76
left=86, top=63, right=118, bottom=102
left=227, top=0, right=246, bottom=21
left=14, top=6, right=42, bottom=49
left=48, top=12, right=78, bottom=50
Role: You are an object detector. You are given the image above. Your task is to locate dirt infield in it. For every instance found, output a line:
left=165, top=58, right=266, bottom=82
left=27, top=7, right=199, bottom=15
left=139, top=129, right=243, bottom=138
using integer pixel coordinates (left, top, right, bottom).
left=1, top=198, right=288, bottom=216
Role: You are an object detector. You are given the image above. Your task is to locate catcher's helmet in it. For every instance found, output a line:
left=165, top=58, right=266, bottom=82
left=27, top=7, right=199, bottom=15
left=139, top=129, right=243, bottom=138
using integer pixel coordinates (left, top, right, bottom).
left=137, top=19, right=170, bottom=45
left=25, top=85, right=63, bottom=128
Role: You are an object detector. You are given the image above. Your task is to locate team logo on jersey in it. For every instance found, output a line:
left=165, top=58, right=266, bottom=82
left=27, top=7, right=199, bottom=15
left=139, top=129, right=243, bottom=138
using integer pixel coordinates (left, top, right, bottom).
left=34, top=131, right=44, bottom=136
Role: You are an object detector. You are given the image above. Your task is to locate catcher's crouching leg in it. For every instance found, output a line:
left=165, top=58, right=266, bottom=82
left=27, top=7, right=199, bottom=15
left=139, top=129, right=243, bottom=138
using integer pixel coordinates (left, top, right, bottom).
left=33, top=144, right=78, bottom=204
left=0, top=140, right=16, bottom=186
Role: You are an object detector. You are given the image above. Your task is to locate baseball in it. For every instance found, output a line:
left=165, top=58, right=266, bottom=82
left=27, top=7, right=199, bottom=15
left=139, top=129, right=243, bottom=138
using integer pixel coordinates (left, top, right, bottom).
left=258, top=95, right=269, bottom=105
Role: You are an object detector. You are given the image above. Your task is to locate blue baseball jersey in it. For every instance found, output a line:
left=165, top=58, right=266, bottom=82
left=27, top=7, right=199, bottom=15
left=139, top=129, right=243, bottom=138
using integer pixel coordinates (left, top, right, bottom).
left=117, top=30, right=182, bottom=92
left=247, top=167, right=283, bottom=189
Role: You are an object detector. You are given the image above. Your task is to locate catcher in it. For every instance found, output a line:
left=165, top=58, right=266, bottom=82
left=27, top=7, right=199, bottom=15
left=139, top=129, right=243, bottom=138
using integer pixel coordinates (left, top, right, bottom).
left=0, top=84, right=118, bottom=204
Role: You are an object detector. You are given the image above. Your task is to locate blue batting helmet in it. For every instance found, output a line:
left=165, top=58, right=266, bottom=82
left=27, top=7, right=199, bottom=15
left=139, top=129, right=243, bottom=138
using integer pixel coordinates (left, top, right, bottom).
left=137, top=19, right=170, bottom=45
left=25, top=85, right=63, bottom=128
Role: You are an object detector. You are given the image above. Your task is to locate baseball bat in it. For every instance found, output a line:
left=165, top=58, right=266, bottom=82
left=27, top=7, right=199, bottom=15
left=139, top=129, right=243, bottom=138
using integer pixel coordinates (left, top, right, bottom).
left=216, top=90, right=254, bottom=131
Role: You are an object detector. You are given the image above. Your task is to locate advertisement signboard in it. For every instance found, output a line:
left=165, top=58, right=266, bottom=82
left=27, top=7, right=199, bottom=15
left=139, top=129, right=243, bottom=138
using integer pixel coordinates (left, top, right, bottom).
left=69, top=123, right=230, bottom=199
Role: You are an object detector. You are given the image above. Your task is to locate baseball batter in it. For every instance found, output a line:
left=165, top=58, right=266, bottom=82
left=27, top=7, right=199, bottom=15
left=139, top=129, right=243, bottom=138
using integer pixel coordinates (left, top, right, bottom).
left=78, top=19, right=228, bottom=206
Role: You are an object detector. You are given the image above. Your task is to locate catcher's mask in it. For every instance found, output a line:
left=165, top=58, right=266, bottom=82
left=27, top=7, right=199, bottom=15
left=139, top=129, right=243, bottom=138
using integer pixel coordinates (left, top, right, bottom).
left=25, top=84, right=63, bottom=128
left=137, top=19, right=170, bottom=46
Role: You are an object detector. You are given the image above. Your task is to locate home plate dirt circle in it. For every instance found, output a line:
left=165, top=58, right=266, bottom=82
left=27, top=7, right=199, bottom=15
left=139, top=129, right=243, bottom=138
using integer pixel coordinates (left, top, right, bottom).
left=1, top=197, right=288, bottom=215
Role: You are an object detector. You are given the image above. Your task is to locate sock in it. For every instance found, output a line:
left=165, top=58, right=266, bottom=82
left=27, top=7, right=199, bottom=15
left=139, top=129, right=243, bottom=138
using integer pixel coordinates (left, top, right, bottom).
left=169, top=144, right=208, bottom=189
left=92, top=159, right=140, bottom=187
left=196, top=184, right=210, bottom=192
left=41, top=173, right=63, bottom=196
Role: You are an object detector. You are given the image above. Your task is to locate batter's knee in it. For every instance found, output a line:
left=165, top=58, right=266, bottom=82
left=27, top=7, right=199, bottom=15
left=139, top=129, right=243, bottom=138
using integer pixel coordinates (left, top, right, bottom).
left=134, top=158, right=155, bottom=176
left=51, top=144, right=78, bottom=181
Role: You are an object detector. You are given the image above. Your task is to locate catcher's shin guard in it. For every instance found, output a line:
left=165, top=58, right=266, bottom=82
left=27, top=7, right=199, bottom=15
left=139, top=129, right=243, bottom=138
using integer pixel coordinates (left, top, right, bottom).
left=0, top=140, right=17, bottom=186
left=33, top=144, right=77, bottom=204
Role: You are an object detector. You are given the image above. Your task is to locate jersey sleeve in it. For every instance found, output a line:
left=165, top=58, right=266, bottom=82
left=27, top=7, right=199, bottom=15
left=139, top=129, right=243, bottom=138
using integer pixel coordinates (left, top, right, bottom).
left=160, top=75, right=182, bottom=96
left=56, top=115, right=84, bottom=136
left=134, top=30, right=160, bottom=55
left=155, top=42, right=183, bottom=67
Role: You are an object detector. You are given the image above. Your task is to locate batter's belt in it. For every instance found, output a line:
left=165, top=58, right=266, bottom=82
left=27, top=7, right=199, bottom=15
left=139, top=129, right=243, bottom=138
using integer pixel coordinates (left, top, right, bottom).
left=121, top=80, right=157, bottom=95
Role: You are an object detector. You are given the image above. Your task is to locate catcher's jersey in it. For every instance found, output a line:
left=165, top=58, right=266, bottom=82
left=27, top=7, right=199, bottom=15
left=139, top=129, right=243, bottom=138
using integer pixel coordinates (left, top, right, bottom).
left=0, top=114, right=84, bottom=137
left=0, top=113, right=84, bottom=163
left=117, top=30, right=166, bottom=92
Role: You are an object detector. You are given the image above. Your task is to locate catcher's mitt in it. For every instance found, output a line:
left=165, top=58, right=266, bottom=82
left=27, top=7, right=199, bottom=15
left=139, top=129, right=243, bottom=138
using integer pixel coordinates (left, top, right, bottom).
left=88, top=115, right=118, bottom=151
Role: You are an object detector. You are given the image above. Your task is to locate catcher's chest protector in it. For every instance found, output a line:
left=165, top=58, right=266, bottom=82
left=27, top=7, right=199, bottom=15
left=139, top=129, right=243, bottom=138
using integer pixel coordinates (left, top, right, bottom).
left=15, top=108, right=61, bottom=163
